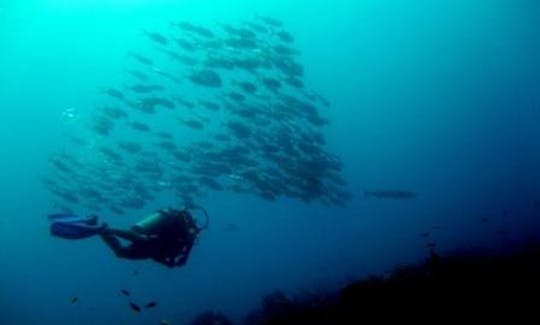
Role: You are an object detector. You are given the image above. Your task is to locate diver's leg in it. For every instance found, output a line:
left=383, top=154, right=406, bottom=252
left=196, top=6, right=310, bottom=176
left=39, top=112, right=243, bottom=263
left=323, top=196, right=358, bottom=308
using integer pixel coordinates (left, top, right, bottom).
left=99, top=230, right=125, bottom=256
left=99, top=228, right=150, bottom=260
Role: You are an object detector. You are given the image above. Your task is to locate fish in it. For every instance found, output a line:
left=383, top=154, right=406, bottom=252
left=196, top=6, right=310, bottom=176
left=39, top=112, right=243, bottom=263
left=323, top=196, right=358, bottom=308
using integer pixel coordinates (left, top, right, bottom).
left=145, top=301, right=158, bottom=309
left=175, top=38, right=197, bottom=52
left=173, top=97, right=195, bottom=109
left=225, top=37, right=258, bottom=49
left=144, top=31, right=168, bottom=45
left=237, top=27, right=257, bottom=38
left=103, top=88, right=125, bottom=100
left=130, top=84, right=165, bottom=93
left=182, top=119, right=204, bottom=129
left=276, top=30, right=294, bottom=43
left=118, top=141, right=142, bottom=154
left=162, top=49, right=198, bottom=65
left=70, top=296, right=79, bottom=304
left=138, top=97, right=175, bottom=112
left=120, top=289, right=130, bottom=296
left=131, top=122, right=151, bottom=132
left=194, top=26, right=215, bottom=38
left=199, top=100, right=220, bottom=111
left=158, top=140, right=176, bottom=151
left=272, top=57, right=304, bottom=77
left=306, top=114, right=329, bottom=126
left=232, top=108, right=256, bottom=119
left=155, top=131, right=173, bottom=139
left=284, top=77, right=304, bottom=89
left=102, top=106, right=128, bottom=119
left=50, top=158, right=72, bottom=173
left=195, top=140, right=213, bottom=149
left=44, top=18, right=353, bottom=211
left=258, top=16, right=283, bottom=28
left=152, top=67, right=182, bottom=83
left=172, top=22, right=214, bottom=38
left=235, top=81, right=257, bottom=94
left=226, top=120, right=252, bottom=138
left=227, top=91, right=246, bottom=102
left=303, top=91, right=331, bottom=107
left=364, top=190, right=417, bottom=199
left=161, top=320, right=170, bottom=325
left=126, top=69, right=149, bottom=81
left=261, top=77, right=281, bottom=91
left=214, top=133, right=230, bottom=141
left=171, top=21, right=197, bottom=31
left=128, top=52, right=153, bottom=65
left=204, top=56, right=234, bottom=70
left=172, top=150, right=192, bottom=162
left=129, top=302, right=141, bottom=312
left=99, top=146, right=123, bottom=161
left=222, top=25, right=257, bottom=39
left=245, top=21, right=268, bottom=34
left=189, top=69, right=222, bottom=88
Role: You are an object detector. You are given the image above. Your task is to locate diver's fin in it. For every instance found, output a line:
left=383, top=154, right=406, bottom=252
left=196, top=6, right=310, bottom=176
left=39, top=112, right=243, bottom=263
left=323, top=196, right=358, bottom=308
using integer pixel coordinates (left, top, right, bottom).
left=48, top=213, right=98, bottom=225
left=48, top=213, right=104, bottom=240
left=50, top=221, right=106, bottom=240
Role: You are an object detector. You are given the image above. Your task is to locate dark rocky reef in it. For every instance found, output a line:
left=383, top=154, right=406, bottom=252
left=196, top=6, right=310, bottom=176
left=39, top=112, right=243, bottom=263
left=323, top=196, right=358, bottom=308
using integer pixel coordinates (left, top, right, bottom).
left=243, top=243, right=540, bottom=324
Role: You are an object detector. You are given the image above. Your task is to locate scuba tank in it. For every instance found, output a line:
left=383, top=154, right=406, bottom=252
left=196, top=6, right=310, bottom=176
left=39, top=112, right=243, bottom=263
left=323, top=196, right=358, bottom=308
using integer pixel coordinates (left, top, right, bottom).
left=132, top=207, right=209, bottom=235
left=132, top=212, right=167, bottom=235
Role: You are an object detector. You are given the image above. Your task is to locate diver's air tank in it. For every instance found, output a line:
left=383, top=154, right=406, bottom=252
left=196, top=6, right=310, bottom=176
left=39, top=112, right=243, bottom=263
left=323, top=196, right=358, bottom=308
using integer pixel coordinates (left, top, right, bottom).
left=132, top=212, right=169, bottom=235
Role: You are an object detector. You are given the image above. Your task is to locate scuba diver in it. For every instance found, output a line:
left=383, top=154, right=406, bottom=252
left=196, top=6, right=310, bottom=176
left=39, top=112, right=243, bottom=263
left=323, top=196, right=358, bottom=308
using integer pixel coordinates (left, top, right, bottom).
left=48, top=207, right=208, bottom=268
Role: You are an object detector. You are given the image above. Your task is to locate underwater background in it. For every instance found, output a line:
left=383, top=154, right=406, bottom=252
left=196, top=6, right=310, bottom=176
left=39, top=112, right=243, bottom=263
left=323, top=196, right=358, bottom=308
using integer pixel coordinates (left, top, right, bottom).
left=1, top=0, right=539, bottom=324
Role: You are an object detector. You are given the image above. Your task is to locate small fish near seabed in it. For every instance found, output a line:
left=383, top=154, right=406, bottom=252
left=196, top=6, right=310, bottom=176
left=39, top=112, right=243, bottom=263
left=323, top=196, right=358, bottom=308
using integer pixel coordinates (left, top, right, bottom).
left=129, top=302, right=141, bottom=312
left=145, top=301, right=158, bottom=309
left=364, top=190, right=418, bottom=200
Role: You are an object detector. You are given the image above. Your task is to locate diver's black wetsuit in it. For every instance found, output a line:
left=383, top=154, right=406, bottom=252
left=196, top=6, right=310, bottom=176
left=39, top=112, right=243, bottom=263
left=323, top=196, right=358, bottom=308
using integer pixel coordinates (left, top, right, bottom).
left=99, top=210, right=196, bottom=268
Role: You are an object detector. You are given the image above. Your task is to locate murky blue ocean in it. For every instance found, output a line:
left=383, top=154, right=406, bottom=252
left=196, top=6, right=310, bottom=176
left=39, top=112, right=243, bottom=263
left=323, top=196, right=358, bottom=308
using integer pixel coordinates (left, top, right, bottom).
left=0, top=1, right=539, bottom=324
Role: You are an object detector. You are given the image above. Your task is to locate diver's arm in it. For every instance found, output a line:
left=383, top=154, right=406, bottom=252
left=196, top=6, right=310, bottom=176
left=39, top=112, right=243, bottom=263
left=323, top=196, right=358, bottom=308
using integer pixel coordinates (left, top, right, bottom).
left=174, top=254, right=188, bottom=267
left=153, top=255, right=176, bottom=268
left=174, top=242, right=194, bottom=266
left=153, top=244, right=190, bottom=268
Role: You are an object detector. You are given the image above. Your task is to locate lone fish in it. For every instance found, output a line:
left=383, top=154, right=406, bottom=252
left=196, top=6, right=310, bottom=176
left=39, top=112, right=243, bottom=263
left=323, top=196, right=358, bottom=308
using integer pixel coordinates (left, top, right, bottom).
left=129, top=302, right=141, bottom=312
left=145, top=301, right=158, bottom=309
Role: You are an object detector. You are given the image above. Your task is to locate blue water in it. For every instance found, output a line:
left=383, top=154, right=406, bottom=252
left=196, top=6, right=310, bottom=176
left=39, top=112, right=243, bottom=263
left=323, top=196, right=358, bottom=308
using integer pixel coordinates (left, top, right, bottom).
left=1, top=0, right=539, bottom=324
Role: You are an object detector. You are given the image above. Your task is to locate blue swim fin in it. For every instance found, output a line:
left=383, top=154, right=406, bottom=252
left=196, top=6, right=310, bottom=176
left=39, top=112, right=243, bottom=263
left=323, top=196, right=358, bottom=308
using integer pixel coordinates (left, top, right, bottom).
left=48, top=213, right=104, bottom=239
left=48, top=213, right=96, bottom=223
